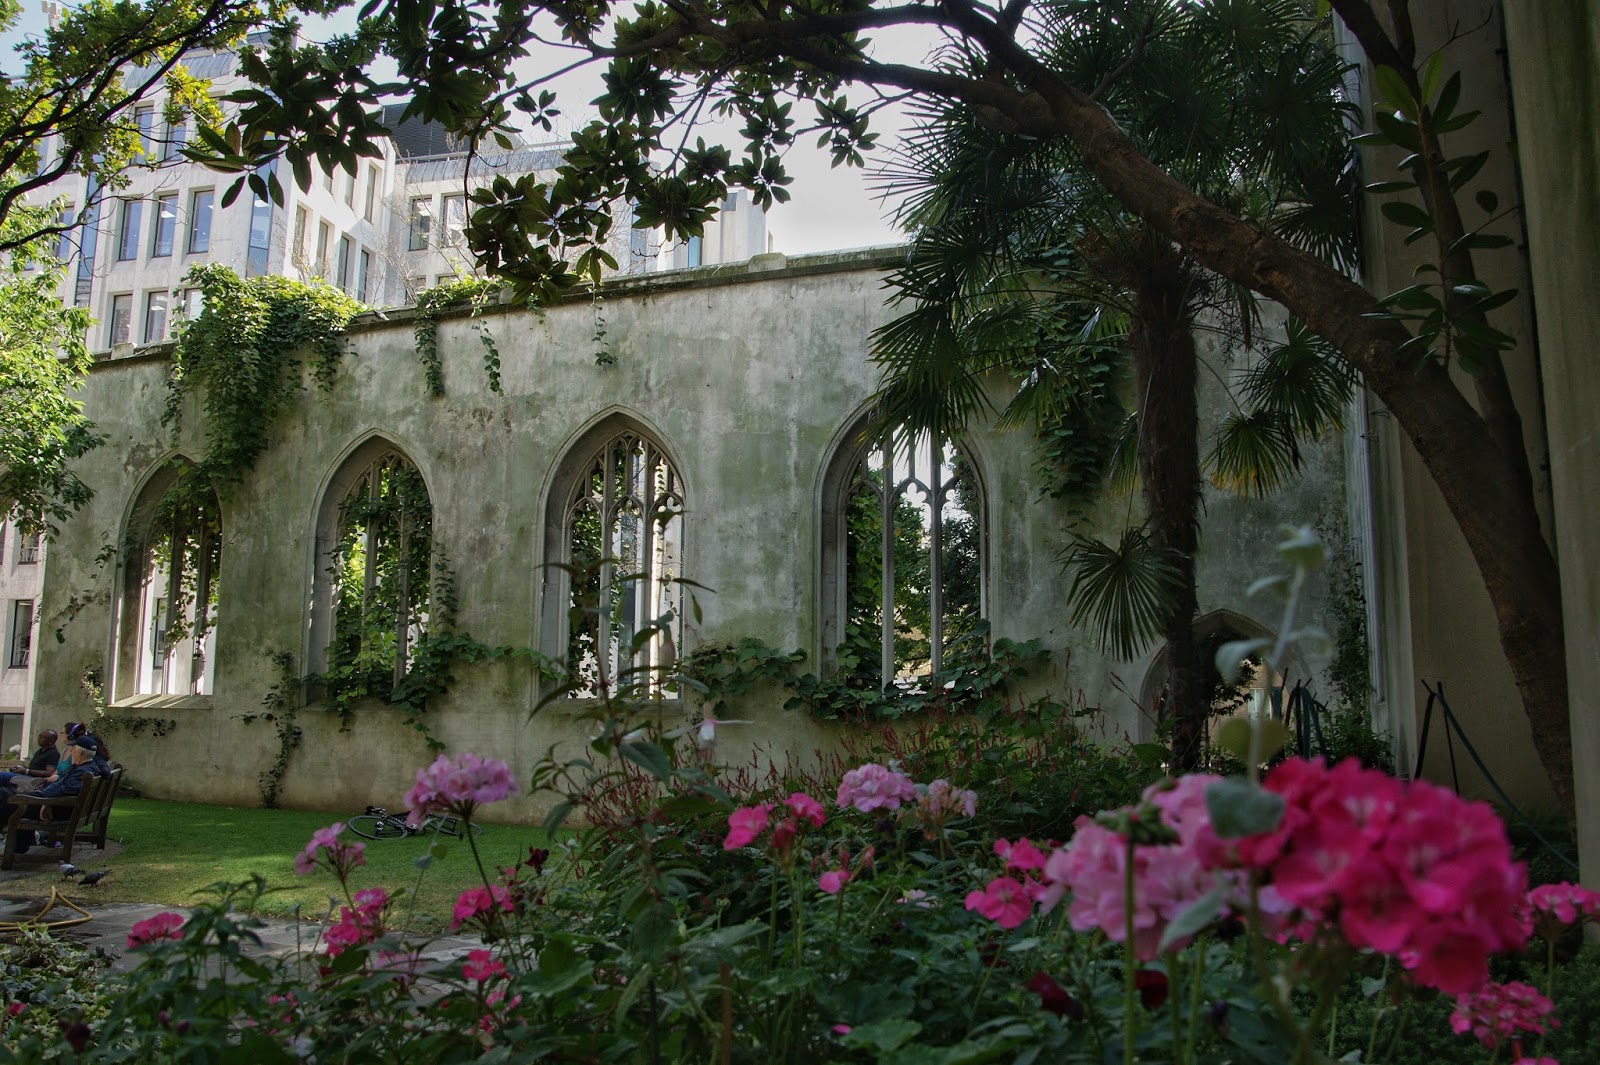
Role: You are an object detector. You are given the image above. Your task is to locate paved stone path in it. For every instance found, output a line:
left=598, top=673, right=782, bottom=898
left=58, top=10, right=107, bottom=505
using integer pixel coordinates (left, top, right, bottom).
left=0, top=847, right=483, bottom=971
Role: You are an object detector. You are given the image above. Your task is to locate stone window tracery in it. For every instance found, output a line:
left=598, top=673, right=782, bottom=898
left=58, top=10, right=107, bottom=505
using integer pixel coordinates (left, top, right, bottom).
left=822, top=423, right=986, bottom=687
left=117, top=463, right=222, bottom=699
left=317, top=448, right=433, bottom=696
left=547, top=425, right=684, bottom=697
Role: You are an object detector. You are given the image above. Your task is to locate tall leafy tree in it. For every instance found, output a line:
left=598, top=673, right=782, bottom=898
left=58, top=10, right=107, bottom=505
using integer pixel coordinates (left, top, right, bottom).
left=0, top=205, right=99, bottom=526
left=199, top=0, right=1573, bottom=814
left=0, top=0, right=282, bottom=251
left=871, top=0, right=1357, bottom=765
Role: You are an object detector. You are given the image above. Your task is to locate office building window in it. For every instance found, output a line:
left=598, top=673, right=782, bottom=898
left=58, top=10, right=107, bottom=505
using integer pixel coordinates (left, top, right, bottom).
left=135, top=105, right=156, bottom=159
left=109, top=294, right=133, bottom=346
left=343, top=167, right=356, bottom=208
left=246, top=174, right=274, bottom=278
left=144, top=291, right=169, bottom=343
left=686, top=235, right=702, bottom=267
left=356, top=248, right=370, bottom=303
left=315, top=221, right=332, bottom=279
left=7, top=600, right=31, bottom=669
left=18, top=533, right=40, bottom=565
left=179, top=288, right=204, bottom=323
left=54, top=206, right=74, bottom=261
left=292, top=205, right=309, bottom=267
left=336, top=235, right=352, bottom=292
left=163, top=116, right=187, bottom=161
left=435, top=273, right=457, bottom=287
left=408, top=197, right=431, bottom=250
left=150, top=194, right=177, bottom=257
left=364, top=165, right=379, bottom=223
left=117, top=199, right=143, bottom=260
left=443, top=194, right=466, bottom=244
left=188, top=190, right=213, bottom=253
left=33, top=136, right=50, bottom=176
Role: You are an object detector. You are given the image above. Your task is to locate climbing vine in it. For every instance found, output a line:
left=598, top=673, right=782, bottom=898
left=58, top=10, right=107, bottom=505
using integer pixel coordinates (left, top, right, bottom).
left=413, top=277, right=504, bottom=395
left=238, top=651, right=303, bottom=809
left=678, top=631, right=1052, bottom=722
left=163, top=265, right=364, bottom=493
left=315, top=545, right=562, bottom=750
left=79, top=666, right=176, bottom=740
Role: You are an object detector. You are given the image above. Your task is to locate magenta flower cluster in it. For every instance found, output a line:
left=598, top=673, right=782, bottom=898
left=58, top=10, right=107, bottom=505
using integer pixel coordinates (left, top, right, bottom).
left=324, top=887, right=390, bottom=958
left=451, top=884, right=514, bottom=930
left=126, top=911, right=185, bottom=949
left=404, top=752, right=519, bottom=825
left=968, top=757, right=1563, bottom=1000
left=1450, top=980, right=1558, bottom=1050
left=294, top=822, right=367, bottom=878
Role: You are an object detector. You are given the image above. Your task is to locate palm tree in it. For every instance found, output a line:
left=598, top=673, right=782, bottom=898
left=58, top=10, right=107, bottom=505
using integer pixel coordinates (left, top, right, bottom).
left=872, top=0, right=1358, bottom=766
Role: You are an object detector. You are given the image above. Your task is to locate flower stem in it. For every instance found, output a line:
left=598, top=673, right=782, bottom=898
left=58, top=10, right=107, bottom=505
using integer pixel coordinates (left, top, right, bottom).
left=1365, top=955, right=1392, bottom=1064
left=1166, top=951, right=1183, bottom=1063
left=1124, top=834, right=1138, bottom=1065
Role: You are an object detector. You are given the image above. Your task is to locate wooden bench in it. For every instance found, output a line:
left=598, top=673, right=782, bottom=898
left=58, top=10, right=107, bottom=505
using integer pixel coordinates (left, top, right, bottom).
left=1, top=766, right=123, bottom=869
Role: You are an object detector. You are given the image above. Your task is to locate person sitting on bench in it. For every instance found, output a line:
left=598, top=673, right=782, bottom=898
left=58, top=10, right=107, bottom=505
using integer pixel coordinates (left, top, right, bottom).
left=5, top=736, right=107, bottom=855
left=0, top=729, right=59, bottom=795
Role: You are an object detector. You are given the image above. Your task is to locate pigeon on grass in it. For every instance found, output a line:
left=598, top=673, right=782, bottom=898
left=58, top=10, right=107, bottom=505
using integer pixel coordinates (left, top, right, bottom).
left=77, top=870, right=110, bottom=887
left=59, top=862, right=83, bottom=879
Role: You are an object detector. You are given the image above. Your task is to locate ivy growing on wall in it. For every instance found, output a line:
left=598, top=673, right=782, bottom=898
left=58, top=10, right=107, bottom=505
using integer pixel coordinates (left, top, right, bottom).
left=413, top=277, right=505, bottom=395
left=162, top=265, right=364, bottom=493
left=678, top=630, right=1052, bottom=722
left=238, top=651, right=303, bottom=809
left=315, top=545, right=562, bottom=749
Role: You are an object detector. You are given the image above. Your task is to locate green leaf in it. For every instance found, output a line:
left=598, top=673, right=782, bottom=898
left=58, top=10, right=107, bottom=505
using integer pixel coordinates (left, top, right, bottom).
left=1276, top=526, right=1327, bottom=571
left=1475, top=188, right=1499, bottom=213
left=1215, top=717, right=1291, bottom=764
left=843, top=1018, right=923, bottom=1053
left=1158, top=885, right=1225, bottom=952
left=619, top=739, right=672, bottom=780
left=1205, top=778, right=1286, bottom=839
left=1215, top=639, right=1272, bottom=681
left=1421, top=52, right=1445, bottom=102
left=632, top=900, right=676, bottom=962
left=1379, top=200, right=1432, bottom=230
left=1372, top=66, right=1418, bottom=120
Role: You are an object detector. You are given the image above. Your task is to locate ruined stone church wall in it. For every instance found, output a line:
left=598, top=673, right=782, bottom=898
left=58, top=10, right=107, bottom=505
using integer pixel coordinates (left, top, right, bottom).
left=32, top=249, right=1347, bottom=818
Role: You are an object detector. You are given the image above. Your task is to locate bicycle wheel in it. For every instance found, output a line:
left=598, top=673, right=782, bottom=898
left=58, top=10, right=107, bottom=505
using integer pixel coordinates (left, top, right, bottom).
left=347, top=813, right=412, bottom=840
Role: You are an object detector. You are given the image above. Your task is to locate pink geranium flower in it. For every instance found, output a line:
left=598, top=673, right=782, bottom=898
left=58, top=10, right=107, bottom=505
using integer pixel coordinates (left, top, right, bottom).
left=818, top=868, right=850, bottom=895
left=294, top=822, right=368, bottom=878
left=786, top=792, right=826, bottom=827
left=462, top=949, right=507, bottom=983
left=724, top=804, right=773, bottom=850
left=835, top=763, right=917, bottom=813
left=451, top=884, right=515, bottom=930
left=917, top=779, right=978, bottom=828
left=1450, top=981, right=1558, bottom=1049
left=994, top=837, right=1047, bottom=873
left=126, top=911, right=185, bottom=948
left=964, top=876, right=1033, bottom=930
left=404, top=752, right=518, bottom=825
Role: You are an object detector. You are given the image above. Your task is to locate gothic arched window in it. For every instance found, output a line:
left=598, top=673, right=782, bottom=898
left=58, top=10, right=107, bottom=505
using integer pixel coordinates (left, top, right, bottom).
left=544, top=423, right=684, bottom=696
left=821, top=422, right=986, bottom=687
left=117, top=462, right=222, bottom=698
left=311, top=442, right=432, bottom=697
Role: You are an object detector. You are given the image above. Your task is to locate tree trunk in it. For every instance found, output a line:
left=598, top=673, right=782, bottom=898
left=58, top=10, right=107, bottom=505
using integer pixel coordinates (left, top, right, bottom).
left=1019, top=77, right=1574, bottom=819
left=1128, top=251, right=1206, bottom=769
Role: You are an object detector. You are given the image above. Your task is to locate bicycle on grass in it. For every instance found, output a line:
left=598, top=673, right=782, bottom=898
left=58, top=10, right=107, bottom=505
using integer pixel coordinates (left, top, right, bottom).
left=347, top=807, right=482, bottom=841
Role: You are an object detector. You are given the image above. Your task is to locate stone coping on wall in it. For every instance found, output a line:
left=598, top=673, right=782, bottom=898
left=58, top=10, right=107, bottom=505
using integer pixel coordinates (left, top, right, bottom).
left=107, top=695, right=213, bottom=712
left=88, top=244, right=912, bottom=368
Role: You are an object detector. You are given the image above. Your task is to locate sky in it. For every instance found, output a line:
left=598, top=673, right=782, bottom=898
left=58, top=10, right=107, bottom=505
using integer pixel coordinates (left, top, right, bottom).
left=4, top=1, right=925, bottom=256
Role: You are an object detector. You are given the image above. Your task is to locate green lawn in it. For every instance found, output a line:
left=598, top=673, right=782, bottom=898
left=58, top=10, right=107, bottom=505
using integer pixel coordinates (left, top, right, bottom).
left=17, top=798, right=552, bottom=925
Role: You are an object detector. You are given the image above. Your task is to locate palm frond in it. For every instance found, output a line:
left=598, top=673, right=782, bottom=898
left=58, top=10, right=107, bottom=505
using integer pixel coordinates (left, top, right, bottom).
left=1060, top=524, right=1184, bottom=661
left=1239, top=318, right=1355, bottom=439
left=1207, top=408, right=1300, bottom=496
left=1105, top=410, right=1141, bottom=498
